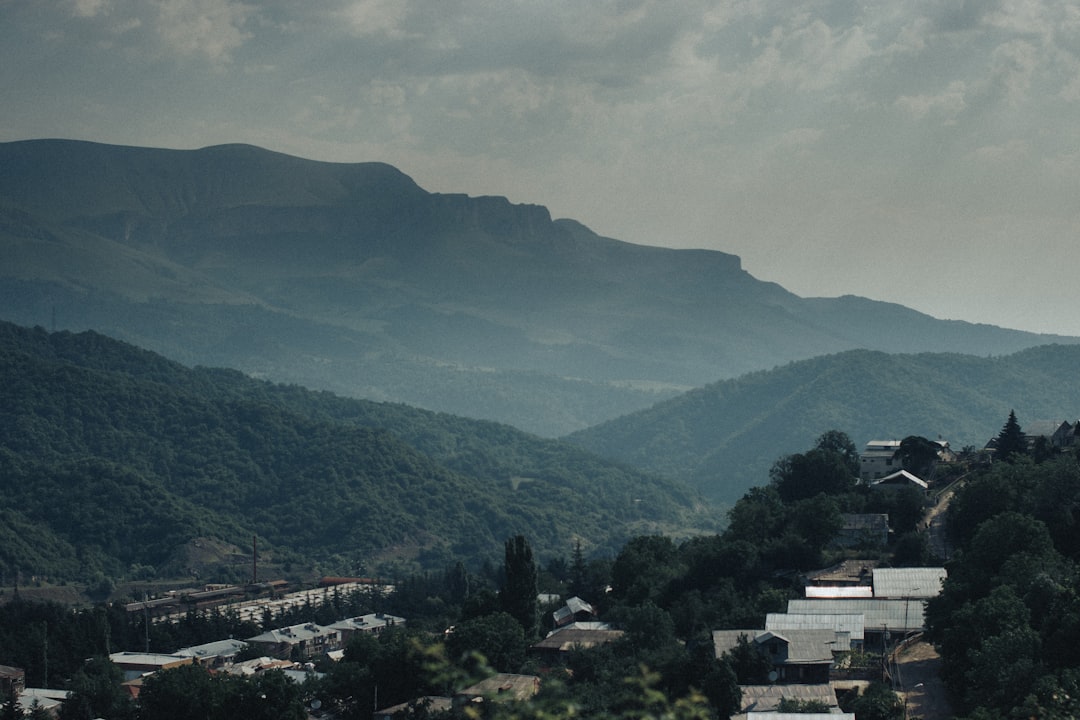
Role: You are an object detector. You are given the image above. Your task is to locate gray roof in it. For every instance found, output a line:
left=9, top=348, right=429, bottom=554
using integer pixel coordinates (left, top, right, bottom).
left=328, top=613, right=406, bottom=632
left=787, top=598, right=927, bottom=633
left=713, top=629, right=847, bottom=664
left=531, top=628, right=623, bottom=652
left=176, top=638, right=248, bottom=659
left=247, top=622, right=339, bottom=645
left=737, top=684, right=838, bottom=713
left=872, top=567, right=946, bottom=598
left=766, top=613, right=864, bottom=641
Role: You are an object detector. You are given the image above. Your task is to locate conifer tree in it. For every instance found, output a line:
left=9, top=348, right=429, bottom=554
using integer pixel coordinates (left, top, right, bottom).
left=500, top=535, right=538, bottom=638
left=995, top=410, right=1027, bottom=462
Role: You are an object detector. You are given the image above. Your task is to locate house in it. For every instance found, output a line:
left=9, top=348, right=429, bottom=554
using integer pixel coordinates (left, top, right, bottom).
left=328, top=612, right=405, bottom=644
left=457, top=673, right=540, bottom=704
left=804, top=559, right=876, bottom=588
left=872, top=567, right=946, bottom=599
left=221, top=657, right=297, bottom=677
left=107, top=652, right=194, bottom=681
left=735, top=683, right=840, bottom=715
left=787, top=598, right=928, bottom=648
left=713, top=629, right=846, bottom=684
left=765, top=613, right=864, bottom=647
left=529, top=627, right=624, bottom=665
left=17, top=688, right=68, bottom=717
left=859, top=440, right=902, bottom=481
left=374, top=696, right=454, bottom=720
left=377, top=673, right=542, bottom=719
left=0, top=665, right=25, bottom=698
left=738, top=714, right=853, bottom=720
left=175, top=638, right=249, bottom=667
left=1025, top=420, right=1077, bottom=451
left=833, top=513, right=889, bottom=548
left=245, top=622, right=341, bottom=660
left=552, top=596, right=597, bottom=628
left=870, top=469, right=928, bottom=494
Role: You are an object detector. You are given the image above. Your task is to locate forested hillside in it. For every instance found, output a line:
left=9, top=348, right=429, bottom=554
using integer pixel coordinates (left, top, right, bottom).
left=0, top=321, right=712, bottom=588
left=568, top=346, right=1080, bottom=504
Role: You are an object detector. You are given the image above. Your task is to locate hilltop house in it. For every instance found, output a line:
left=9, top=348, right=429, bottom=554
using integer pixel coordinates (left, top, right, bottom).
left=859, top=440, right=901, bottom=481
left=870, top=469, right=928, bottom=494
left=1024, top=420, right=1078, bottom=451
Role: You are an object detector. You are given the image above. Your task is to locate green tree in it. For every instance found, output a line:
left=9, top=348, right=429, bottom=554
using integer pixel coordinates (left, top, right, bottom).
left=444, top=612, right=525, bottom=672
left=137, top=664, right=218, bottom=720
left=610, top=535, right=681, bottom=606
left=995, top=410, right=1027, bottom=462
left=770, top=447, right=857, bottom=502
left=58, top=655, right=135, bottom=720
left=841, top=682, right=903, bottom=720
left=814, top=430, right=860, bottom=476
left=896, top=435, right=940, bottom=479
left=500, top=535, right=538, bottom=638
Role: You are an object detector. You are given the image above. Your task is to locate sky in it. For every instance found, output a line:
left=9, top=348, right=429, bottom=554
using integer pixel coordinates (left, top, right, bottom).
left=2, top=0, right=1079, bottom=336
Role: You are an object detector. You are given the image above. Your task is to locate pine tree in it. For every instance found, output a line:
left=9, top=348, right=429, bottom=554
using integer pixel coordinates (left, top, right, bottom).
left=995, top=410, right=1027, bottom=462
left=500, top=535, right=538, bottom=638
left=569, top=540, right=588, bottom=598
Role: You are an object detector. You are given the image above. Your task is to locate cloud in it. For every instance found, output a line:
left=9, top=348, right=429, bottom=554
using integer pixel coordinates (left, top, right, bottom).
left=71, top=0, right=110, bottom=18
left=895, top=80, right=967, bottom=123
left=154, top=0, right=256, bottom=63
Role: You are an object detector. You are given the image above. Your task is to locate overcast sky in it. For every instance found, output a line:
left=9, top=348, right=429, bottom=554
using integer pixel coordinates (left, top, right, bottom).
left=3, top=0, right=1079, bottom=336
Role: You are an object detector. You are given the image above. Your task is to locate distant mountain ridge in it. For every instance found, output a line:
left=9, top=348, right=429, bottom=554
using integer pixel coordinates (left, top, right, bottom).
left=1, top=139, right=1075, bottom=435
left=568, top=344, right=1080, bottom=504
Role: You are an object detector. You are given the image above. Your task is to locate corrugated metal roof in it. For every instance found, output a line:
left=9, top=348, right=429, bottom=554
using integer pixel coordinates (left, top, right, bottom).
left=766, top=613, right=865, bottom=640
left=742, top=714, right=854, bottom=720
left=738, top=684, right=838, bottom=713
left=872, top=568, right=947, bottom=598
left=712, top=629, right=847, bottom=663
left=806, top=585, right=873, bottom=599
left=787, top=598, right=927, bottom=632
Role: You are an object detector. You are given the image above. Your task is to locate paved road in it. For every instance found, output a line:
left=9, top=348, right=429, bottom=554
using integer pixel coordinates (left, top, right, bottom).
left=894, top=639, right=952, bottom=720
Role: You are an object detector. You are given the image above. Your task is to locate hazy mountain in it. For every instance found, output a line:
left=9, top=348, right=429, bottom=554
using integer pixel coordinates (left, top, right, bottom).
left=567, top=344, right=1080, bottom=504
left=0, top=320, right=711, bottom=583
left=1, top=139, right=1075, bottom=436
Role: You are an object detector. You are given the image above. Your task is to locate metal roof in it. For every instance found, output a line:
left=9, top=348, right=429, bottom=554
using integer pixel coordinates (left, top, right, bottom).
left=766, top=613, right=864, bottom=640
left=805, top=586, right=873, bottom=599
left=176, top=638, right=248, bottom=659
left=712, top=629, right=847, bottom=663
left=872, top=567, right=947, bottom=598
left=787, top=598, right=927, bottom=632
left=738, top=684, right=838, bottom=713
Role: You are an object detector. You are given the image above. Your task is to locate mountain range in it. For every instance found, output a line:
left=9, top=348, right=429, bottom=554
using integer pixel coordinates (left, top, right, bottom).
left=2, top=139, right=1075, bottom=437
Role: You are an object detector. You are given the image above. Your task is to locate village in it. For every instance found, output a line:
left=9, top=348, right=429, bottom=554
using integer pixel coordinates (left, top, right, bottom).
left=2, top=419, right=1079, bottom=720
